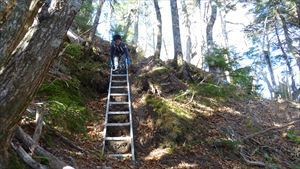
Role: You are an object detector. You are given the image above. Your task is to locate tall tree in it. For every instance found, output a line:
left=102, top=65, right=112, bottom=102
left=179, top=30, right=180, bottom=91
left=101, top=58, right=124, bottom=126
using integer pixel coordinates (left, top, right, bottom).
left=206, top=0, right=220, bottom=76
left=153, top=0, right=162, bottom=59
left=170, top=0, right=183, bottom=67
left=275, top=22, right=297, bottom=96
left=0, top=0, right=81, bottom=167
left=89, top=0, right=105, bottom=44
left=132, top=0, right=140, bottom=44
left=181, top=0, right=192, bottom=63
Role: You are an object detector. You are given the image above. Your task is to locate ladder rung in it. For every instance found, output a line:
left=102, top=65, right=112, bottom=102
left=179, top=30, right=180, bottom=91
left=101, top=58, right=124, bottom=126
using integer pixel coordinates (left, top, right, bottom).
left=108, top=154, right=132, bottom=158
left=112, top=80, right=127, bottom=82
left=109, top=102, right=129, bottom=104
left=106, top=122, right=130, bottom=126
left=110, top=93, right=128, bottom=96
left=111, top=86, right=127, bottom=88
left=108, top=111, right=130, bottom=115
left=112, top=74, right=126, bottom=77
left=105, top=136, right=131, bottom=141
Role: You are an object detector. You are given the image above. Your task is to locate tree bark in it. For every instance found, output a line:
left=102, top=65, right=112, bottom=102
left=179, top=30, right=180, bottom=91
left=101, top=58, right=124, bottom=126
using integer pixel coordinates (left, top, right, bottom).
left=89, top=0, right=105, bottom=45
left=206, top=0, right=218, bottom=72
left=153, top=0, right=162, bottom=59
left=0, top=0, right=81, bottom=168
left=278, top=10, right=300, bottom=71
left=0, top=0, right=44, bottom=68
left=295, top=0, right=300, bottom=27
left=170, top=0, right=183, bottom=67
left=181, top=0, right=192, bottom=63
left=275, top=23, right=297, bottom=95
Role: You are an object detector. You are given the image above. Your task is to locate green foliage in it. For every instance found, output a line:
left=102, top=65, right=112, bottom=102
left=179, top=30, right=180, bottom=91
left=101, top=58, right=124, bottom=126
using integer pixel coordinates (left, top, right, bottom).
left=230, top=66, right=254, bottom=94
left=189, top=83, right=236, bottom=98
left=287, top=130, right=300, bottom=144
left=74, top=0, right=94, bottom=32
left=38, top=79, right=90, bottom=134
left=205, top=47, right=231, bottom=71
left=110, top=24, right=129, bottom=42
left=65, top=43, right=83, bottom=59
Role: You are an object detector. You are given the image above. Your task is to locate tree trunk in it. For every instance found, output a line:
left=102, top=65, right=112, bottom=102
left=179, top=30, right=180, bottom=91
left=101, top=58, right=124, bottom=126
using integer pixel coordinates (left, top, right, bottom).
left=132, top=0, right=140, bottom=45
left=170, top=0, right=183, bottom=67
left=0, top=0, right=44, bottom=67
left=206, top=0, right=217, bottom=72
left=263, top=50, right=276, bottom=88
left=275, top=23, right=297, bottom=95
left=153, top=0, right=162, bottom=59
left=0, top=0, right=81, bottom=168
left=181, top=0, right=192, bottom=63
left=278, top=10, right=300, bottom=71
left=124, top=8, right=137, bottom=41
left=89, top=0, right=105, bottom=45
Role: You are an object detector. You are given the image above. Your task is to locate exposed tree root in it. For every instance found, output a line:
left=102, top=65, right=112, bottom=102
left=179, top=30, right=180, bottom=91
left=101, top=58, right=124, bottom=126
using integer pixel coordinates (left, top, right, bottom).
left=240, top=148, right=266, bottom=167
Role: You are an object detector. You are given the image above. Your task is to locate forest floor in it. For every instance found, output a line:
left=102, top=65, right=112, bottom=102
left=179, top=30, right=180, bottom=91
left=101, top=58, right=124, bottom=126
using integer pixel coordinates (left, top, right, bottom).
left=19, top=42, right=300, bottom=169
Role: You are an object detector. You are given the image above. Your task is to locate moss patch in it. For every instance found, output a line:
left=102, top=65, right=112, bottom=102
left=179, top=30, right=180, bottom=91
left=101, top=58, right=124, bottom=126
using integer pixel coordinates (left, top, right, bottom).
left=145, top=95, right=196, bottom=146
left=38, top=79, right=90, bottom=134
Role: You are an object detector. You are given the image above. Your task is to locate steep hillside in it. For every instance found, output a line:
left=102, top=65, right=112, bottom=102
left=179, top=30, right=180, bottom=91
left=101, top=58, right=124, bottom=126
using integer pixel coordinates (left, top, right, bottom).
left=17, top=41, right=299, bottom=169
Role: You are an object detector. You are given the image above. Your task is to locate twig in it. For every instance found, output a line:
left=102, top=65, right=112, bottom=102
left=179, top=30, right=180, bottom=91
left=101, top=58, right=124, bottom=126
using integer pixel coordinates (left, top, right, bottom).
left=185, top=91, right=195, bottom=105
left=45, top=125, right=86, bottom=153
left=242, top=119, right=300, bottom=141
left=240, top=148, right=266, bottom=167
left=30, top=108, right=45, bottom=154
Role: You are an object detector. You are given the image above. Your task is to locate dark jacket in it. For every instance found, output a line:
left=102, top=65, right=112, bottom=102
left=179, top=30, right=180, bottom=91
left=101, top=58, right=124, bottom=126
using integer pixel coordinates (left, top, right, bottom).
left=110, top=41, right=129, bottom=59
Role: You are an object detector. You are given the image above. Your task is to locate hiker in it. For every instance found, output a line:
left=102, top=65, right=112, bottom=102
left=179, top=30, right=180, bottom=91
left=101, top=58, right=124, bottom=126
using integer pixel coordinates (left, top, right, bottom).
left=110, top=34, right=131, bottom=71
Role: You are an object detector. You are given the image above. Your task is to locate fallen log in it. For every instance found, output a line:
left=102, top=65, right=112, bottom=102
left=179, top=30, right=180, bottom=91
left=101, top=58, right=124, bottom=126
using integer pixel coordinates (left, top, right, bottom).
left=15, top=126, right=75, bottom=169
left=11, top=141, right=48, bottom=169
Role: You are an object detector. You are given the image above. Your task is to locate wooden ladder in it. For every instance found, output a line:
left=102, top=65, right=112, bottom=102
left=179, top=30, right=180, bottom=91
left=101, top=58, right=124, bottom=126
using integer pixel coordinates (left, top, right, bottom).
left=102, top=64, right=135, bottom=160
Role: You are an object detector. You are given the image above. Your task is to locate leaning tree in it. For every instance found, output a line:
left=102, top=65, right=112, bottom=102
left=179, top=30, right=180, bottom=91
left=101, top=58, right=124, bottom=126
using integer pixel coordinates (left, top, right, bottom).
left=0, top=0, right=81, bottom=168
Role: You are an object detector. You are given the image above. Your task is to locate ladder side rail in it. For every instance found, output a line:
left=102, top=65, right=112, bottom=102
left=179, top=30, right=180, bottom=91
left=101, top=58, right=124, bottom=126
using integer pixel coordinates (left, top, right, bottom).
left=102, top=68, right=113, bottom=154
left=126, top=63, right=135, bottom=161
